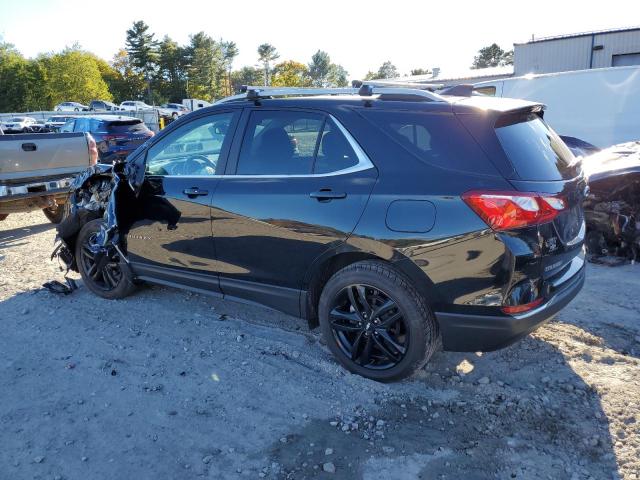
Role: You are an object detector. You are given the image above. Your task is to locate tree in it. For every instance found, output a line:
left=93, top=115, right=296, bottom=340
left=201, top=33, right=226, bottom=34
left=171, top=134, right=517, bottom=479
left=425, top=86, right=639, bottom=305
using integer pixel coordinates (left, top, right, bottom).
left=230, top=66, right=263, bottom=93
left=257, top=43, right=279, bottom=86
left=271, top=60, right=310, bottom=87
left=156, top=36, right=187, bottom=102
left=471, top=43, right=513, bottom=69
left=308, top=50, right=331, bottom=87
left=125, top=20, right=159, bottom=102
left=109, top=49, right=146, bottom=102
left=327, top=64, right=348, bottom=87
left=186, top=32, right=226, bottom=101
left=365, top=61, right=399, bottom=80
left=410, top=68, right=431, bottom=76
left=221, top=41, right=239, bottom=95
left=44, top=47, right=112, bottom=106
left=307, top=50, right=348, bottom=87
left=0, top=42, right=30, bottom=112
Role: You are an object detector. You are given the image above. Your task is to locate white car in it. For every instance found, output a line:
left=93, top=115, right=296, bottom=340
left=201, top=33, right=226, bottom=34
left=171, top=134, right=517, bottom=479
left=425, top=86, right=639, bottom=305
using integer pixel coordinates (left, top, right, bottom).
left=160, top=103, right=190, bottom=118
left=54, top=102, right=88, bottom=112
left=119, top=101, right=153, bottom=111
left=1, top=116, right=38, bottom=133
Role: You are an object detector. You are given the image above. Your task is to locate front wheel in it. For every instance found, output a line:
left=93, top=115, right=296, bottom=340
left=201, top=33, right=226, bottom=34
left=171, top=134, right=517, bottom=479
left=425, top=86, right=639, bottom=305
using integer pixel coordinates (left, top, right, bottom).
left=76, top=219, right=136, bottom=299
left=319, top=261, right=439, bottom=382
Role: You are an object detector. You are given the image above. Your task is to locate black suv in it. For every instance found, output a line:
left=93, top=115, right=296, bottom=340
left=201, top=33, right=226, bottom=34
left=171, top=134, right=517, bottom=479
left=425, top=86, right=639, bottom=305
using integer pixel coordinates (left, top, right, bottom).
left=56, top=85, right=586, bottom=382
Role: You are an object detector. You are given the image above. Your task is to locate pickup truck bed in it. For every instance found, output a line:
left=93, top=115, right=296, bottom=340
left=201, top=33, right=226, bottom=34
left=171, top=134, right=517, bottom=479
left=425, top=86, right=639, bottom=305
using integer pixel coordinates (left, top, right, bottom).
left=0, top=132, right=94, bottom=222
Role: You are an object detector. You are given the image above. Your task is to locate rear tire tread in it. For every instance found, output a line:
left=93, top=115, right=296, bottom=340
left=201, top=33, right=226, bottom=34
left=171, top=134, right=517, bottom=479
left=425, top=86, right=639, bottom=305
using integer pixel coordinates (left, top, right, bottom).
left=320, top=260, right=439, bottom=382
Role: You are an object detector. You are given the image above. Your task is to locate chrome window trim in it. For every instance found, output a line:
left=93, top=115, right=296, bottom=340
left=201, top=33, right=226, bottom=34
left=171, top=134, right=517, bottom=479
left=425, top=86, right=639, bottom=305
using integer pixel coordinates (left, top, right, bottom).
left=225, top=114, right=375, bottom=178
left=145, top=115, right=375, bottom=180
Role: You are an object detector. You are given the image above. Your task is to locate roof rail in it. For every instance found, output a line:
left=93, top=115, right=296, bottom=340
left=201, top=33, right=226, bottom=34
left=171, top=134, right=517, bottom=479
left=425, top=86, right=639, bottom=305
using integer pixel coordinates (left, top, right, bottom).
left=213, top=82, right=445, bottom=104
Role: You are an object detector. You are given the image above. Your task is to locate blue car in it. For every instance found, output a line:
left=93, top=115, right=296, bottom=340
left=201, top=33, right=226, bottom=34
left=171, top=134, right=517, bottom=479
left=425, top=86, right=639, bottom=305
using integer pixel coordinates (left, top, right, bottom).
left=60, top=115, right=154, bottom=163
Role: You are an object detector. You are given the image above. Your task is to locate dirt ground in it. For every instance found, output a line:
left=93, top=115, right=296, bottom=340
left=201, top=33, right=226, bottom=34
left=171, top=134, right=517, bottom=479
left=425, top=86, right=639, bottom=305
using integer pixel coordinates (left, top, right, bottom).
left=1, top=211, right=639, bottom=480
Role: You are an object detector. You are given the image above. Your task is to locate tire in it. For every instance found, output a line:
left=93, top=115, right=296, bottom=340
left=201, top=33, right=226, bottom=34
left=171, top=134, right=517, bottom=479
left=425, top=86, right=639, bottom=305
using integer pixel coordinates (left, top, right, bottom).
left=42, top=205, right=65, bottom=224
left=318, top=260, right=439, bottom=382
left=75, top=219, right=136, bottom=299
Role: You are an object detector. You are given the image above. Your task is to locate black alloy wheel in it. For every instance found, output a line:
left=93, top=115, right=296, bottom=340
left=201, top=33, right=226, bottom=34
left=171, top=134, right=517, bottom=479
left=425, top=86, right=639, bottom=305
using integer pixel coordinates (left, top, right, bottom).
left=79, top=233, right=124, bottom=292
left=329, top=284, right=408, bottom=370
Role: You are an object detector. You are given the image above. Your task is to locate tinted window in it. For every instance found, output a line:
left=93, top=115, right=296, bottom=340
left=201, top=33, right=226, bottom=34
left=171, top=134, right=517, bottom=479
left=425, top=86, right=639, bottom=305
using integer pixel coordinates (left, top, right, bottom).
left=146, top=111, right=235, bottom=176
left=474, top=86, right=496, bottom=96
left=237, top=110, right=324, bottom=175
left=73, top=118, right=89, bottom=132
left=106, top=120, right=147, bottom=134
left=314, top=118, right=359, bottom=174
left=60, top=120, right=75, bottom=132
left=495, top=113, right=578, bottom=181
left=360, top=110, right=496, bottom=175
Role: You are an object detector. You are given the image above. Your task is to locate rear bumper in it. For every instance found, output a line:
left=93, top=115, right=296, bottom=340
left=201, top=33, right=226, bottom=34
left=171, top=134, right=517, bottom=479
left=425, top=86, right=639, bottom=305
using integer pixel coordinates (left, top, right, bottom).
left=436, top=263, right=585, bottom=352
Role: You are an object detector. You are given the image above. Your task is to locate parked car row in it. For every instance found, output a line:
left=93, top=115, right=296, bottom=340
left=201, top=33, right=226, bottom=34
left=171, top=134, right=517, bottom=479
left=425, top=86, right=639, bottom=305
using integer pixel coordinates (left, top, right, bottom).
left=53, top=100, right=191, bottom=117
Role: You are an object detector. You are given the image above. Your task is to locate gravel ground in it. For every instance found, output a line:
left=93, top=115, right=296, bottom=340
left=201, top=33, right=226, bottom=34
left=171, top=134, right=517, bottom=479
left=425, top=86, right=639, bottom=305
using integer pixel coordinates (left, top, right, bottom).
left=1, top=211, right=639, bottom=480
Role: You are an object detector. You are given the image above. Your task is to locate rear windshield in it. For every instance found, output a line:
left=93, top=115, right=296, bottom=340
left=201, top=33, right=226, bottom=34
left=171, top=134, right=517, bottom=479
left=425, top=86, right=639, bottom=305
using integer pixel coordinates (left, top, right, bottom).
left=359, top=110, right=497, bottom=175
left=104, top=119, right=148, bottom=134
left=495, top=113, right=579, bottom=181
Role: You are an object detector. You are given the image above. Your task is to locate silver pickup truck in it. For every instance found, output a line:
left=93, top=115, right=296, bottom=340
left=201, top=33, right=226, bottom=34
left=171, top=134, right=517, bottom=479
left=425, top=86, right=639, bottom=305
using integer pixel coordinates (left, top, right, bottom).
left=0, top=132, right=97, bottom=223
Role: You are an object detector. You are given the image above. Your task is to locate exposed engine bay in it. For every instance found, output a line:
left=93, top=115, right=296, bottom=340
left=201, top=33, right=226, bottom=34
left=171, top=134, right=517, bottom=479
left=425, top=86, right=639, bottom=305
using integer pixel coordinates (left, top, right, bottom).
left=582, top=141, right=640, bottom=263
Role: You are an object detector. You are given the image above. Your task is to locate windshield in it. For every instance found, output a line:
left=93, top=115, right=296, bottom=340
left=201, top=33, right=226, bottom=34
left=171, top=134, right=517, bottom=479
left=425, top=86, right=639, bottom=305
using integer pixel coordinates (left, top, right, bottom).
left=10, top=117, right=25, bottom=122
left=495, top=113, right=580, bottom=181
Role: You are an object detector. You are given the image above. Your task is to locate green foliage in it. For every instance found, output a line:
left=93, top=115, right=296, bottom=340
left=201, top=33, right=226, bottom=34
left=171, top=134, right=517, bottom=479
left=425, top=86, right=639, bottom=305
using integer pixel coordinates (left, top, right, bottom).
left=471, top=43, right=513, bottom=69
left=186, top=32, right=227, bottom=102
left=230, top=66, right=263, bottom=93
left=44, top=47, right=113, bottom=106
left=109, top=49, right=146, bottom=103
left=125, top=20, right=159, bottom=101
left=0, top=20, right=360, bottom=112
left=257, top=43, right=279, bottom=86
left=410, top=68, right=431, bottom=76
left=308, top=50, right=348, bottom=87
left=271, top=61, right=311, bottom=87
left=0, top=43, right=30, bottom=112
left=156, top=36, right=188, bottom=102
left=365, top=61, right=399, bottom=80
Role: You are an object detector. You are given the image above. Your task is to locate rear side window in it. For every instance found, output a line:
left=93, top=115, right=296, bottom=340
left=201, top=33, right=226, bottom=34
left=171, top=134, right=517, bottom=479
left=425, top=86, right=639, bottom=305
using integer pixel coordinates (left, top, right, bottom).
left=495, top=113, right=578, bottom=181
left=236, top=111, right=360, bottom=175
left=360, top=110, right=496, bottom=175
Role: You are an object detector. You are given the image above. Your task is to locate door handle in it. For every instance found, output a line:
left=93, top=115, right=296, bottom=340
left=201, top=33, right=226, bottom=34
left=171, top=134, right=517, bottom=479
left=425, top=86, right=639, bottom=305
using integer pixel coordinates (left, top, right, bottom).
left=21, top=143, right=37, bottom=152
left=309, top=189, right=347, bottom=201
left=183, top=187, right=209, bottom=198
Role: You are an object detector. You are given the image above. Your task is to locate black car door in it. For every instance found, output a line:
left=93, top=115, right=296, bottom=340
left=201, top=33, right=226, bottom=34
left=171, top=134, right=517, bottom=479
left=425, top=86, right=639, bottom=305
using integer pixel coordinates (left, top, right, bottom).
left=125, top=110, right=239, bottom=293
left=210, top=108, right=378, bottom=315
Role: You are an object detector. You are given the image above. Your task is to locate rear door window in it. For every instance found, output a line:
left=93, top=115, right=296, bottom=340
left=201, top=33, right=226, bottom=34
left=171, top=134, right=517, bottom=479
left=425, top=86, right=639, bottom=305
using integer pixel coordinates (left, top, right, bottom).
left=236, top=111, right=361, bottom=176
left=360, top=110, right=497, bottom=175
left=495, top=113, right=579, bottom=180
left=237, top=110, right=324, bottom=175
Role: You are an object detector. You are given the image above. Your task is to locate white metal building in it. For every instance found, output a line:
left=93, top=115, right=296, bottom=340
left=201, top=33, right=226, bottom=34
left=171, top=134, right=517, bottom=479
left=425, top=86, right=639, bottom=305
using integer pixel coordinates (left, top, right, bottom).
left=514, top=27, right=640, bottom=75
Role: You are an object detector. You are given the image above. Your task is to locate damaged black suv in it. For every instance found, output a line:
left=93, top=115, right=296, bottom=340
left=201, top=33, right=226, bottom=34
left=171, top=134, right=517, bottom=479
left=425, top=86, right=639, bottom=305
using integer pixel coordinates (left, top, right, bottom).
left=55, top=84, right=587, bottom=382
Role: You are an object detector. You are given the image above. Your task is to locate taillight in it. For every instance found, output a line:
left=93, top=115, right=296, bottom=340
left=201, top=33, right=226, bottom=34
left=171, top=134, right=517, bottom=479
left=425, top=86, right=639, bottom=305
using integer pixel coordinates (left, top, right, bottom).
left=87, top=134, right=98, bottom=165
left=502, top=298, right=544, bottom=315
left=462, top=191, right=566, bottom=231
left=102, top=134, right=127, bottom=141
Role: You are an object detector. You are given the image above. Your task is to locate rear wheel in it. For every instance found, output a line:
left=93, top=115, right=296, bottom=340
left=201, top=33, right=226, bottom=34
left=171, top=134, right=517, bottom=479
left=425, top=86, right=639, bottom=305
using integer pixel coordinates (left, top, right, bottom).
left=319, top=261, right=439, bottom=382
left=42, top=204, right=65, bottom=224
left=76, top=219, right=136, bottom=299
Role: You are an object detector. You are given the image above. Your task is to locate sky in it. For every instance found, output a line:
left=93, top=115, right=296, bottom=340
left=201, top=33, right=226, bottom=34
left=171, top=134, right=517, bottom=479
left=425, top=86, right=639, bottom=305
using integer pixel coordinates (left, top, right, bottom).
left=1, top=0, right=639, bottom=79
